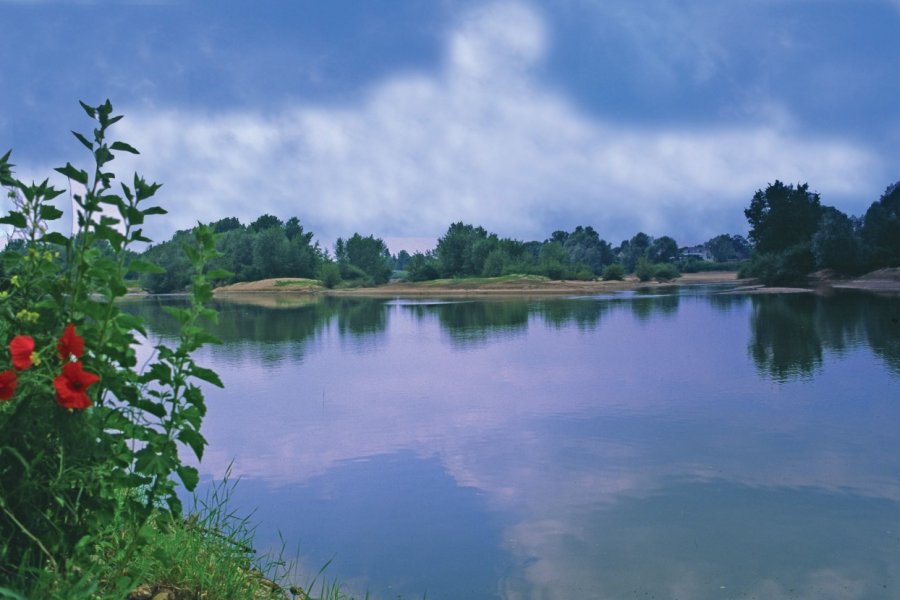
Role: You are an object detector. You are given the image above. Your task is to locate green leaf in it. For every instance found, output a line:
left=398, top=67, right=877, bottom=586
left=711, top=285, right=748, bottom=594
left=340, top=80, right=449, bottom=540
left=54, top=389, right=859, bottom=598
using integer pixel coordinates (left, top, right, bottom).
left=41, top=231, right=69, bottom=246
left=72, top=130, right=93, bottom=150
left=95, top=146, right=114, bottom=167
left=176, top=465, right=200, bottom=491
left=134, top=447, right=170, bottom=477
left=110, top=141, right=139, bottom=154
left=39, top=205, right=64, bottom=220
left=192, top=365, right=223, bottom=388
left=0, top=212, right=27, bottom=228
left=177, top=429, right=206, bottom=461
left=135, top=399, right=167, bottom=419
left=142, top=206, right=167, bottom=216
left=79, top=100, right=96, bottom=119
left=55, top=162, right=89, bottom=185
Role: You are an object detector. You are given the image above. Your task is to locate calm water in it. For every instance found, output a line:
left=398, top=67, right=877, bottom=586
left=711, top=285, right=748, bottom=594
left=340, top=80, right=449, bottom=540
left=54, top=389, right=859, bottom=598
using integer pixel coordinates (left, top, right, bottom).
left=128, top=286, right=900, bottom=600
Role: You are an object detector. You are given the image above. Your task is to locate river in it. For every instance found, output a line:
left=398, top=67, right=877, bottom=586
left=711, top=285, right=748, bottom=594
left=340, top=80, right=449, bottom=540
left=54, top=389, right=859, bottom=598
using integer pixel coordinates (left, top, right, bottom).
left=128, top=285, right=900, bottom=599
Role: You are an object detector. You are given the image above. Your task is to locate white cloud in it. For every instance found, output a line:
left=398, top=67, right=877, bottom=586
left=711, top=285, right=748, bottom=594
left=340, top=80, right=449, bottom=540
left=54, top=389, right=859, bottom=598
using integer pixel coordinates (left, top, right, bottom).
left=114, top=1, right=881, bottom=251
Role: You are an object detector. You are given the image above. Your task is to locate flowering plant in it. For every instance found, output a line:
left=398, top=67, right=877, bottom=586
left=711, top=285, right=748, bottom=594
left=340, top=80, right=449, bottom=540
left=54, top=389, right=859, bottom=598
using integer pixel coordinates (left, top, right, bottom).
left=0, top=101, right=223, bottom=586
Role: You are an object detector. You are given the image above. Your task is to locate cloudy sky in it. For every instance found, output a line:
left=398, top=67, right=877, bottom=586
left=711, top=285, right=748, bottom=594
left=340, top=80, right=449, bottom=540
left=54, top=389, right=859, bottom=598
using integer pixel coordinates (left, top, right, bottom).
left=2, top=0, right=898, bottom=253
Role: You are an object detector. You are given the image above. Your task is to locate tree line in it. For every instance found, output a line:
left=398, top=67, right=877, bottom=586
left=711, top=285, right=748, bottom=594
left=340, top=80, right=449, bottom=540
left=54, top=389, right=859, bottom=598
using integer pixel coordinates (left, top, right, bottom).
left=741, top=179, right=900, bottom=284
left=23, top=177, right=892, bottom=293
left=132, top=218, right=752, bottom=293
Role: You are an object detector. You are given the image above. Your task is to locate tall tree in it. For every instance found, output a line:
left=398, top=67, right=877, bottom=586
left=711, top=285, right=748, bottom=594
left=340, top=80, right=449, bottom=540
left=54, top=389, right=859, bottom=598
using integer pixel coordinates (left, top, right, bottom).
left=812, top=206, right=861, bottom=272
left=435, top=222, right=498, bottom=277
left=745, top=181, right=822, bottom=254
left=563, top=226, right=614, bottom=274
left=648, top=235, right=679, bottom=264
left=345, top=233, right=392, bottom=284
left=861, top=181, right=900, bottom=267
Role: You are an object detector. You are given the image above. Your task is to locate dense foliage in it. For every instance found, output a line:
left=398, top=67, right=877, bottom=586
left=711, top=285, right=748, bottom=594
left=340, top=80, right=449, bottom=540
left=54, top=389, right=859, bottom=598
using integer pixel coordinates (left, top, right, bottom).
left=140, top=214, right=323, bottom=293
left=126, top=175, right=897, bottom=290
left=741, top=179, right=900, bottom=284
left=0, top=101, right=222, bottom=596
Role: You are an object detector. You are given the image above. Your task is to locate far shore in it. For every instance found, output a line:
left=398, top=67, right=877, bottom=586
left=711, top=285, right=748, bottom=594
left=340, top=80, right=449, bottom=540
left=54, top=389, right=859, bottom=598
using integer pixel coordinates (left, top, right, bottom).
left=207, top=268, right=900, bottom=299
left=212, top=271, right=742, bottom=298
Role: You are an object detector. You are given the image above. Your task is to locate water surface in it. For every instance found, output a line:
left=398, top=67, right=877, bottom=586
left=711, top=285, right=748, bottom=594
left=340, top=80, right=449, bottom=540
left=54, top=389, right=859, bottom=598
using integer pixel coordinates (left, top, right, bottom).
left=130, top=287, right=900, bottom=599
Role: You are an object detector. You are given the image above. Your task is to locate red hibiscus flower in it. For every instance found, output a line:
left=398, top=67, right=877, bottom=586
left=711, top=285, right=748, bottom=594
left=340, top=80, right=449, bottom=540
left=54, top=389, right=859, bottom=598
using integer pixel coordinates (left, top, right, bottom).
left=0, top=369, right=17, bottom=401
left=57, top=324, right=85, bottom=361
left=53, top=361, right=100, bottom=409
left=10, top=336, right=35, bottom=371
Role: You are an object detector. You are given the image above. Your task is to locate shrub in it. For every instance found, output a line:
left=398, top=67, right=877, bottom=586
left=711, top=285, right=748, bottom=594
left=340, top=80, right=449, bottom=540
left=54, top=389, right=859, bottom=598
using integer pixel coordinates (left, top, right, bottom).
left=319, top=261, right=342, bottom=289
left=653, top=263, right=681, bottom=282
left=601, top=263, right=625, bottom=280
left=635, top=257, right=655, bottom=282
left=741, top=243, right=815, bottom=285
left=0, top=101, right=222, bottom=590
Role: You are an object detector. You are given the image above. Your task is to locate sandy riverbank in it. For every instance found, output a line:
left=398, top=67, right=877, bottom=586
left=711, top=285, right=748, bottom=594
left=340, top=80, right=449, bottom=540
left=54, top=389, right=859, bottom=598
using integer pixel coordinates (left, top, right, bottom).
left=212, top=271, right=745, bottom=297
left=210, top=268, right=900, bottom=298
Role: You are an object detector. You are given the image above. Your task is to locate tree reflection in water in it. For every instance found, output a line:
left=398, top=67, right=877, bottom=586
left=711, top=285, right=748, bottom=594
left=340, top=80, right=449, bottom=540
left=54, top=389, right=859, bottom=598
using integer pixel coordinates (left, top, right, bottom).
left=749, top=291, right=900, bottom=381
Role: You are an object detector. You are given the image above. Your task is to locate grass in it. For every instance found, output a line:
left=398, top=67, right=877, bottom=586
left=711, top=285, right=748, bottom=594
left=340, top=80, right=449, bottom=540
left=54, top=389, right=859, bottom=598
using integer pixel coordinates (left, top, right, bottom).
left=1, top=471, right=360, bottom=600
left=273, top=279, right=320, bottom=288
left=418, top=273, right=551, bottom=287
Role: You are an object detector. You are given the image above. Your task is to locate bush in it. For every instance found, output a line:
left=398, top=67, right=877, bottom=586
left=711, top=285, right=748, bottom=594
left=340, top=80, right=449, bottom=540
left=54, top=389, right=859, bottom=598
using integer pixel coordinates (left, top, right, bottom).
left=601, top=264, right=625, bottom=280
left=635, top=257, right=655, bottom=281
left=653, top=263, right=681, bottom=282
left=319, top=261, right=342, bottom=288
left=572, top=264, right=595, bottom=281
left=741, top=243, right=815, bottom=285
left=0, top=101, right=221, bottom=591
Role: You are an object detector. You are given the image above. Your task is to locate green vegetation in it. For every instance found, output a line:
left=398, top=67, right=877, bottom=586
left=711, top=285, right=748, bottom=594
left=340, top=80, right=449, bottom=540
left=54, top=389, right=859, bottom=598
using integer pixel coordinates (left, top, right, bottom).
left=741, top=179, right=900, bottom=284
left=0, top=101, right=364, bottom=600
left=274, top=279, right=320, bottom=288
left=0, top=101, right=236, bottom=597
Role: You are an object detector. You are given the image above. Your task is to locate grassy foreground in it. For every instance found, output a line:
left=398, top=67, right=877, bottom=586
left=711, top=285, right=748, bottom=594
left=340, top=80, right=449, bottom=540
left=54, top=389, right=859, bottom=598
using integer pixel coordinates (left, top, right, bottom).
left=1, top=475, right=355, bottom=600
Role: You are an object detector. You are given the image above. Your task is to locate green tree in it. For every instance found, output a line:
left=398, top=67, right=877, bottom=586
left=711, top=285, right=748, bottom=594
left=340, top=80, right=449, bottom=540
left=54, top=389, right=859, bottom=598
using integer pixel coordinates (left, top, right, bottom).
left=563, top=226, right=614, bottom=274
left=648, top=235, right=678, bottom=264
left=620, top=232, right=651, bottom=272
left=861, top=181, right=900, bottom=267
left=704, top=234, right=750, bottom=262
left=539, top=241, right=569, bottom=280
left=745, top=181, right=822, bottom=254
left=812, top=206, right=861, bottom=273
left=635, top=256, right=654, bottom=281
left=394, top=249, right=412, bottom=270
left=249, top=213, right=283, bottom=232
left=345, top=233, right=392, bottom=284
left=435, top=222, right=499, bottom=277
left=252, top=226, right=290, bottom=279
left=212, top=216, right=242, bottom=233
left=407, top=251, right=440, bottom=281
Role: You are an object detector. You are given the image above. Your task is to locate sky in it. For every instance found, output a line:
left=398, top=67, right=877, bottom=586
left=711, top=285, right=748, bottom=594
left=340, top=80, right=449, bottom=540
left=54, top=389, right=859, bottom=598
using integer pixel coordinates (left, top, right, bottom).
left=1, top=0, right=898, bottom=254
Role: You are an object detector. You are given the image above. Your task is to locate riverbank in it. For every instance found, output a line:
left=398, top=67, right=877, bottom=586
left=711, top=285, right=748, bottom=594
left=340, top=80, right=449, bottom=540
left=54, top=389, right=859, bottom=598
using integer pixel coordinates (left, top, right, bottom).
left=209, top=268, right=900, bottom=299
left=213, top=271, right=745, bottom=297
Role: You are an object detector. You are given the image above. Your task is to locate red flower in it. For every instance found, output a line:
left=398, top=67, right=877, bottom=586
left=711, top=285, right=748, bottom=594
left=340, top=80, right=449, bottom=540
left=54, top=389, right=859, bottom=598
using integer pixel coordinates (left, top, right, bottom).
left=10, top=336, right=35, bottom=371
left=57, top=324, right=85, bottom=361
left=0, top=369, right=17, bottom=401
left=53, top=361, right=100, bottom=410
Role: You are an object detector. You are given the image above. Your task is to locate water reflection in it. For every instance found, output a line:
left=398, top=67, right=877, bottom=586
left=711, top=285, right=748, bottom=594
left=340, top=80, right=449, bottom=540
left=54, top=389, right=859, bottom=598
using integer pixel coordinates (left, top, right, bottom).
left=129, top=289, right=900, bottom=599
left=749, top=292, right=900, bottom=381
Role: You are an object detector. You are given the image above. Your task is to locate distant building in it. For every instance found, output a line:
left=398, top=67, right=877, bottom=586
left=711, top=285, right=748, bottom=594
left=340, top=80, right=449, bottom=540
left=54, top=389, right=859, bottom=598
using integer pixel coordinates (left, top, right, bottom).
left=680, top=245, right=713, bottom=261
